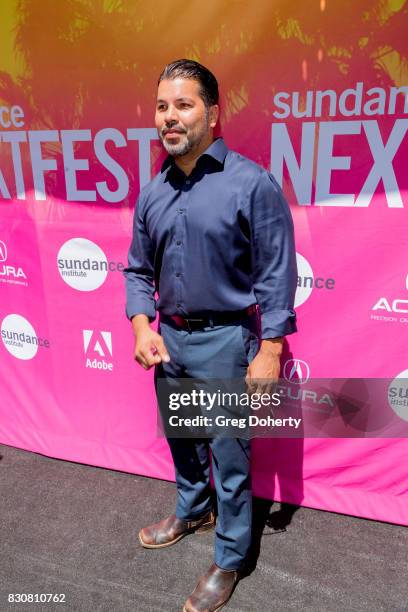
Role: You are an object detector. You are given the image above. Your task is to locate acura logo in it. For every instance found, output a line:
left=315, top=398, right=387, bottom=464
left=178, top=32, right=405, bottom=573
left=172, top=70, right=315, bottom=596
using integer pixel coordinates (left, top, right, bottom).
left=0, top=240, right=7, bottom=262
left=283, top=359, right=310, bottom=385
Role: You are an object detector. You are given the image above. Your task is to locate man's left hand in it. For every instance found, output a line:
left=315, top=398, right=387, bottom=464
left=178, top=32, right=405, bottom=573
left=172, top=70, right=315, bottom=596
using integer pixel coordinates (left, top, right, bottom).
left=245, top=338, right=283, bottom=396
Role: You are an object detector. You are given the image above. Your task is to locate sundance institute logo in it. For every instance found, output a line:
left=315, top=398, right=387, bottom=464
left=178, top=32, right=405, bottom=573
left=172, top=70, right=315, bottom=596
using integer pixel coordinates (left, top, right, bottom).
left=1, top=314, right=49, bottom=360
left=57, top=238, right=124, bottom=292
left=388, top=369, right=408, bottom=422
left=295, top=253, right=335, bottom=308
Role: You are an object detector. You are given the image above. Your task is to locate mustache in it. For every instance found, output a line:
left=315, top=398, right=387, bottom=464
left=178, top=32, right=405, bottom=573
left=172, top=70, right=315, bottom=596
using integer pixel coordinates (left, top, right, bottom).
left=161, top=126, right=187, bottom=136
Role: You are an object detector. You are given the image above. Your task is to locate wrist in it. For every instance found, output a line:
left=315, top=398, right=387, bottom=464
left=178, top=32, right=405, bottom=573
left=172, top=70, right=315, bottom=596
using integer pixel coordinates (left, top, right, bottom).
left=131, top=314, right=151, bottom=335
left=260, top=337, right=283, bottom=357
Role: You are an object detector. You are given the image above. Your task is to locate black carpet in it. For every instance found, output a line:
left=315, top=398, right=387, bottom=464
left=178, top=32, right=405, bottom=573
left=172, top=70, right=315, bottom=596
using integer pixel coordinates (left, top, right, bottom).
left=0, top=443, right=407, bottom=612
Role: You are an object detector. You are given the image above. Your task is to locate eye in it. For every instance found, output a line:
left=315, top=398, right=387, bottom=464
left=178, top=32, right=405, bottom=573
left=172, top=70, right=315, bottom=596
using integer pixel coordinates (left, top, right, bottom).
left=157, top=104, right=166, bottom=112
left=179, top=103, right=192, bottom=109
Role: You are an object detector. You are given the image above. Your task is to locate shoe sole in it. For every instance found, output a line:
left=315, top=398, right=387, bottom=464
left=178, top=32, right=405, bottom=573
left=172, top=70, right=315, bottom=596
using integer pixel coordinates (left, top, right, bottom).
left=183, top=600, right=228, bottom=612
left=138, top=519, right=215, bottom=549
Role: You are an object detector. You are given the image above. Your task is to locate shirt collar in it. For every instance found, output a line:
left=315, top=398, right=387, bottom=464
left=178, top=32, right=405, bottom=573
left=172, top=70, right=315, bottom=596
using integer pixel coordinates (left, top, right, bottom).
left=161, top=137, right=228, bottom=173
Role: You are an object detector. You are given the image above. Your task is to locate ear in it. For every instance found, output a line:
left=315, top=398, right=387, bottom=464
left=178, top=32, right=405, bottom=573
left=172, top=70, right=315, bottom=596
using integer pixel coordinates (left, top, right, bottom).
left=209, top=104, right=219, bottom=128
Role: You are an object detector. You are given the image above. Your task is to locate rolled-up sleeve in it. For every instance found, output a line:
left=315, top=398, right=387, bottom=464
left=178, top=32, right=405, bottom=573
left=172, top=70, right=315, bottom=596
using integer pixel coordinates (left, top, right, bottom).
left=249, top=171, right=297, bottom=339
left=123, top=193, right=156, bottom=321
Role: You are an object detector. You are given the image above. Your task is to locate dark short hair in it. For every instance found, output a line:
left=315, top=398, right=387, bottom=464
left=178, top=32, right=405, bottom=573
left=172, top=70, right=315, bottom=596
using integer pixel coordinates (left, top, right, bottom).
left=158, top=59, right=219, bottom=107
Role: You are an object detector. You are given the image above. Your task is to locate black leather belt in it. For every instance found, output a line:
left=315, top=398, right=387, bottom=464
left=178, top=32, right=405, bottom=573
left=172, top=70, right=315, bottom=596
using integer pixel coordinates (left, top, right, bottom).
left=161, top=304, right=257, bottom=332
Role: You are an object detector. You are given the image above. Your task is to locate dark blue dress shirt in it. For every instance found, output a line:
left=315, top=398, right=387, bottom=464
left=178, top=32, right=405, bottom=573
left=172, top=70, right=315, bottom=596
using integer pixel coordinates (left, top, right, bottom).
left=124, top=137, right=297, bottom=339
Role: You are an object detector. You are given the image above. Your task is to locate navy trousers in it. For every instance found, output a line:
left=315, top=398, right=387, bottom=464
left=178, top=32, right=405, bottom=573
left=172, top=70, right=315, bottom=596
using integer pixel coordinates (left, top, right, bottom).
left=154, top=313, right=260, bottom=570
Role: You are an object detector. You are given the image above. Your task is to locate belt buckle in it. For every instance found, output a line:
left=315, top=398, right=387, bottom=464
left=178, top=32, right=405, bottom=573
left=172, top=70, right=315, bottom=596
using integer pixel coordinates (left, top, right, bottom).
left=185, top=317, right=207, bottom=332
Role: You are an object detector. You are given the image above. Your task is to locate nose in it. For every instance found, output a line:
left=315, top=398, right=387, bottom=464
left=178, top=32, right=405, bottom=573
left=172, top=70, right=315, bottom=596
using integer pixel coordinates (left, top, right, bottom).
left=164, top=104, right=178, bottom=125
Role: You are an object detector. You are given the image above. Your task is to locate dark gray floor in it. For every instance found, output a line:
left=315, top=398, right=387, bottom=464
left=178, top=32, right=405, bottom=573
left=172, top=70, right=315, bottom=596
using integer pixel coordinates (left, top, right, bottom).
left=0, top=443, right=407, bottom=612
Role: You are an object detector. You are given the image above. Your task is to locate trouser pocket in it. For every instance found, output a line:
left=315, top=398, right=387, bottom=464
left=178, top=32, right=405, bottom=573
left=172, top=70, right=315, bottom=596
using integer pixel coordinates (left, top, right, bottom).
left=238, top=317, right=260, bottom=364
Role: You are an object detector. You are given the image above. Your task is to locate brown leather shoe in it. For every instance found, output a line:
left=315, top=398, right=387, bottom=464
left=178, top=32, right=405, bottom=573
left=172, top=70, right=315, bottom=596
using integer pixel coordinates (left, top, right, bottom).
left=183, top=563, right=239, bottom=612
left=138, top=510, right=215, bottom=549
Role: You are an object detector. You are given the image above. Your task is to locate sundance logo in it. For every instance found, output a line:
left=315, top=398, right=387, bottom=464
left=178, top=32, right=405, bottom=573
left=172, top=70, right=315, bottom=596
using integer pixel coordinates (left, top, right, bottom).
left=0, top=239, right=28, bottom=287
left=387, top=369, right=408, bottom=422
left=57, top=238, right=124, bottom=292
left=295, top=253, right=335, bottom=308
left=371, top=274, right=408, bottom=324
left=83, top=329, right=113, bottom=371
left=1, top=314, right=49, bottom=360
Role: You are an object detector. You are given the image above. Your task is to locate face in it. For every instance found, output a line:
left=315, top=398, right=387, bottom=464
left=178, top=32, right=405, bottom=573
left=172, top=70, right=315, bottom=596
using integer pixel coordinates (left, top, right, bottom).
left=155, top=77, right=218, bottom=157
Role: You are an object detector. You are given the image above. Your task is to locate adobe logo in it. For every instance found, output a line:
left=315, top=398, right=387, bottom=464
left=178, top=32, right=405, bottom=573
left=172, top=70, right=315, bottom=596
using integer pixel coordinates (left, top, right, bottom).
left=83, top=329, right=113, bottom=371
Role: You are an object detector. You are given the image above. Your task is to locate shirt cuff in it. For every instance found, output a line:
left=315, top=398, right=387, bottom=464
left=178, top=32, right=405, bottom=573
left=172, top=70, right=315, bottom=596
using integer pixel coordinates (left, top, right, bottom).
left=125, top=299, right=156, bottom=322
left=260, top=309, right=297, bottom=339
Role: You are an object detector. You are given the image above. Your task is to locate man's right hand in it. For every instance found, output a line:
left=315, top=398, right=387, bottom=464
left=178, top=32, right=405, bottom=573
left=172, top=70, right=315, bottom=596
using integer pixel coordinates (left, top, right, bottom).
left=131, top=314, right=170, bottom=370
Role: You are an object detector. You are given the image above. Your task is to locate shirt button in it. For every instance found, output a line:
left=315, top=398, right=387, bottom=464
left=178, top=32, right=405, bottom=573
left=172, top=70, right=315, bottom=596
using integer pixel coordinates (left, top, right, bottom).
left=176, top=303, right=181, bottom=308
left=176, top=240, right=182, bottom=246
left=185, top=179, right=191, bottom=185
left=176, top=272, right=181, bottom=277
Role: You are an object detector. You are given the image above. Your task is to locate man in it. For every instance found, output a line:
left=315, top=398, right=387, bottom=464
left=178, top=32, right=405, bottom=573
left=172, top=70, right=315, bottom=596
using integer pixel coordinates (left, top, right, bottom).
left=124, top=59, right=297, bottom=612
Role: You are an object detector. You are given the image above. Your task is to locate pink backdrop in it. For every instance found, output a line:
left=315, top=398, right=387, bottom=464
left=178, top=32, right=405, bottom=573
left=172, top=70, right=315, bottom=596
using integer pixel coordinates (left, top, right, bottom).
left=0, top=0, right=407, bottom=525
